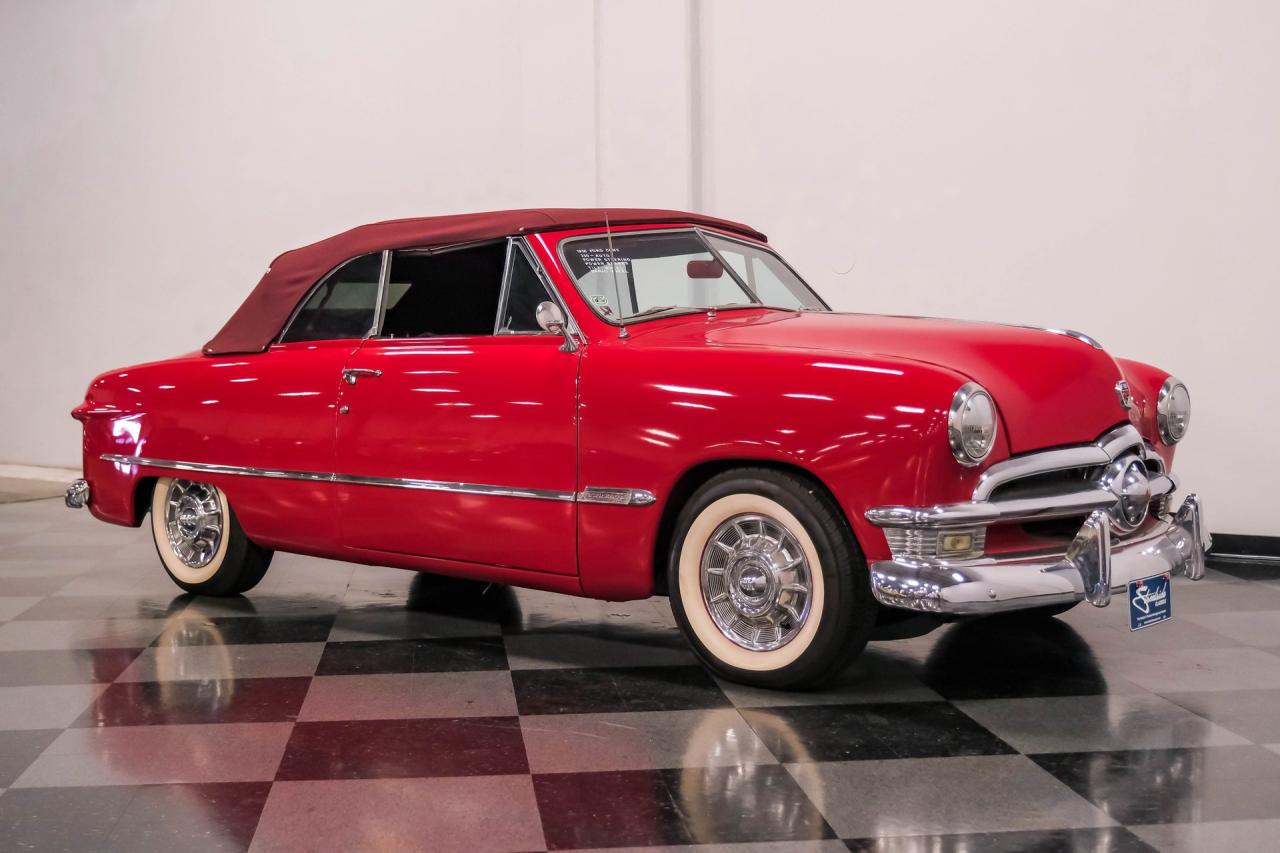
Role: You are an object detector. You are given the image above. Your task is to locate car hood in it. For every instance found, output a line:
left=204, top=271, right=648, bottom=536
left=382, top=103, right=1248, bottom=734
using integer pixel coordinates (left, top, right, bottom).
left=696, top=310, right=1130, bottom=454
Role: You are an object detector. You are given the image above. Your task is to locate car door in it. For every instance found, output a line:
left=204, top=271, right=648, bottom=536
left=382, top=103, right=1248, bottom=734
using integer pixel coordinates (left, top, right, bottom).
left=333, top=238, right=581, bottom=574
left=180, top=252, right=383, bottom=552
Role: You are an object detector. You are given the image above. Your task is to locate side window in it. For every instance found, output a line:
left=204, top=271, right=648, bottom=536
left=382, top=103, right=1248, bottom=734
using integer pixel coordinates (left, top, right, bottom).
left=280, top=253, right=382, bottom=343
left=499, top=246, right=556, bottom=333
left=379, top=242, right=507, bottom=338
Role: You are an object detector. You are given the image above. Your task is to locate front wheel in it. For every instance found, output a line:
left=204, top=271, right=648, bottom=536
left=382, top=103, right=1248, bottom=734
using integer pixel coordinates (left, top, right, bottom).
left=150, top=477, right=273, bottom=596
left=667, top=468, right=876, bottom=689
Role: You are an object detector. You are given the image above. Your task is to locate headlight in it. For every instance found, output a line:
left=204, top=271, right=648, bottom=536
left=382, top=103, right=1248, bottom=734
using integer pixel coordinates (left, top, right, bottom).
left=948, top=382, right=997, bottom=466
left=1157, top=376, right=1190, bottom=444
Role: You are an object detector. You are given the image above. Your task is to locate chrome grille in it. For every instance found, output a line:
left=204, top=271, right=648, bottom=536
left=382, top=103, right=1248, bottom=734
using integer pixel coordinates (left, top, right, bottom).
left=982, top=427, right=1163, bottom=505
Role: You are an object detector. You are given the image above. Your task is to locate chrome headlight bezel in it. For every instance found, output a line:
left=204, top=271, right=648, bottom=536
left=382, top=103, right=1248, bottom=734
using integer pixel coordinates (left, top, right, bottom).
left=1157, top=376, right=1190, bottom=445
left=948, top=382, right=998, bottom=467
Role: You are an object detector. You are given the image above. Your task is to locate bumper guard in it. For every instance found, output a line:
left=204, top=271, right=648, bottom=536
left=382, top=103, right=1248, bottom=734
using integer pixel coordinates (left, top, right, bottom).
left=65, top=479, right=90, bottom=509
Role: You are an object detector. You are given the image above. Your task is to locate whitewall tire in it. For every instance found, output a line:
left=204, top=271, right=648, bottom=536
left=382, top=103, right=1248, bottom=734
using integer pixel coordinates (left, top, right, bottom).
left=668, top=468, right=876, bottom=689
left=150, top=477, right=273, bottom=596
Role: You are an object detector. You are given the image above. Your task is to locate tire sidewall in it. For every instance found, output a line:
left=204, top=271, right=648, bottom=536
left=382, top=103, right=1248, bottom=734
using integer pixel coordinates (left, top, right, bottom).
left=668, top=470, right=871, bottom=689
left=676, top=493, right=826, bottom=671
left=151, top=476, right=234, bottom=592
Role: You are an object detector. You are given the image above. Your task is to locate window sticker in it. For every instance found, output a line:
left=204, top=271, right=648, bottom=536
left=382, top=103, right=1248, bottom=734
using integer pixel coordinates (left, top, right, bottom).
left=574, top=246, right=631, bottom=275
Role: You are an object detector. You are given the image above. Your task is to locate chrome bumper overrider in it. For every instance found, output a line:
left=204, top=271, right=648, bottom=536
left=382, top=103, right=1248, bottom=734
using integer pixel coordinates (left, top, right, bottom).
left=65, top=479, right=90, bottom=509
left=868, top=494, right=1209, bottom=615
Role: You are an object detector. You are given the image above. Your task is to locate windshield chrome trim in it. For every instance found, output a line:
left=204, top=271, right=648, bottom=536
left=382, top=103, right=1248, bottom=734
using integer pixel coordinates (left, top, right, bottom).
left=696, top=228, right=831, bottom=312
left=555, top=226, right=827, bottom=327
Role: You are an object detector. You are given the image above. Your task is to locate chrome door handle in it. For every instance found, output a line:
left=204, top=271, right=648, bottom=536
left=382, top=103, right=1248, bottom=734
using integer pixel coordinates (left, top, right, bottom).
left=342, top=368, right=382, bottom=385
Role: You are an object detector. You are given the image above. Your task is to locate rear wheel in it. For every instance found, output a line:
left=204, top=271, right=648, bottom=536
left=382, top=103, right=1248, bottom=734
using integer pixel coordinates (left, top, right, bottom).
left=667, top=468, right=876, bottom=689
left=150, top=477, right=273, bottom=596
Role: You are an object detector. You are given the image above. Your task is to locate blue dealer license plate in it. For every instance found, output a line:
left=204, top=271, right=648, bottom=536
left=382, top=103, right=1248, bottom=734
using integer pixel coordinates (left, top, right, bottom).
left=1128, top=573, right=1172, bottom=631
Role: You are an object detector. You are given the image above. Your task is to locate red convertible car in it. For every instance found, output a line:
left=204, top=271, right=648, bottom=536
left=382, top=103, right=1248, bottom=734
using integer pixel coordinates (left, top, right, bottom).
left=68, top=208, right=1206, bottom=688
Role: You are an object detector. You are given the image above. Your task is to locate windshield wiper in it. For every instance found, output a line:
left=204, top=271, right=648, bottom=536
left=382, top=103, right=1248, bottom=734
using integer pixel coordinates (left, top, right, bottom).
left=626, top=305, right=699, bottom=320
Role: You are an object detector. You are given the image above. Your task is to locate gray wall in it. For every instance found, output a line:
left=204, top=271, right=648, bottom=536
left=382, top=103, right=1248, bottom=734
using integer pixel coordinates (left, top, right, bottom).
left=1, top=0, right=1274, bottom=533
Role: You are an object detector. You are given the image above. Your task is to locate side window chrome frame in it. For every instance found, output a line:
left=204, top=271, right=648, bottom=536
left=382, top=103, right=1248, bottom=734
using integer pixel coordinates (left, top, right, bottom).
left=509, top=236, right=583, bottom=342
left=278, top=237, right=584, bottom=345
left=276, top=250, right=390, bottom=345
left=368, top=240, right=507, bottom=341
left=494, top=237, right=579, bottom=338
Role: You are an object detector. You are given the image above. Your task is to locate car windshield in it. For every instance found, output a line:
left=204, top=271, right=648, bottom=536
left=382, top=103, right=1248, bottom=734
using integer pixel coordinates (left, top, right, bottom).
left=560, top=230, right=827, bottom=323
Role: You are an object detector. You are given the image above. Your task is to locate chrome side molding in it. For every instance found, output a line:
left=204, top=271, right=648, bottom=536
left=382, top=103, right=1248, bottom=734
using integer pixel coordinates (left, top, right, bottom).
left=577, top=487, right=657, bottom=507
left=99, top=454, right=657, bottom=508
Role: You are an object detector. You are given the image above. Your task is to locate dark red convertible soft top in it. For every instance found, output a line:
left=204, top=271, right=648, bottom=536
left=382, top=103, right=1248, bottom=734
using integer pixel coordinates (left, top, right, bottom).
left=203, top=207, right=766, bottom=355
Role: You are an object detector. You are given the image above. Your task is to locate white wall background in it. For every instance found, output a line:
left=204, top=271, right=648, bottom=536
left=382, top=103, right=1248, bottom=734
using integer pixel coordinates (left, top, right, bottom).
left=1, top=0, right=1275, bottom=534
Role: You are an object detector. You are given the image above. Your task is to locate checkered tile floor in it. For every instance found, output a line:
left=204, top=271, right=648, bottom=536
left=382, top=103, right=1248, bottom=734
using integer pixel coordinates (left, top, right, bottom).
left=3, top=498, right=1280, bottom=852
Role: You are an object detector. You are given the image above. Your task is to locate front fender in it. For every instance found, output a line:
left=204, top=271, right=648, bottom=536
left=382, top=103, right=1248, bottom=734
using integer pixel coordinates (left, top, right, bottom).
left=575, top=343, right=1007, bottom=598
left=1115, top=358, right=1178, bottom=470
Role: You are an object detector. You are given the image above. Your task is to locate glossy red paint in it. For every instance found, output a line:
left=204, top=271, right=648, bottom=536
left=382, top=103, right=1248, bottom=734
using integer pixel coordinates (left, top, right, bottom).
left=73, top=217, right=1181, bottom=602
left=334, top=335, right=578, bottom=574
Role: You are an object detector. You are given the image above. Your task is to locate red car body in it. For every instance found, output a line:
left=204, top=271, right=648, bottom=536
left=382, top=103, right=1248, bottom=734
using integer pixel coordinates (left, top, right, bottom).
left=70, top=209, right=1201, bottom=614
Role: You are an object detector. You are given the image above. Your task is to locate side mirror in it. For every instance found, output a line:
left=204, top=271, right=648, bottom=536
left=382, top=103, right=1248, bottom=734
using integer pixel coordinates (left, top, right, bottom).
left=535, top=301, right=566, bottom=334
left=535, top=301, right=577, bottom=352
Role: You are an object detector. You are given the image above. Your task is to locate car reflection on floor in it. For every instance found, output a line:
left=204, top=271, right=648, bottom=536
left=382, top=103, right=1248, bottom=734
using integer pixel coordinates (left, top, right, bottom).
left=5, top=494, right=1279, bottom=851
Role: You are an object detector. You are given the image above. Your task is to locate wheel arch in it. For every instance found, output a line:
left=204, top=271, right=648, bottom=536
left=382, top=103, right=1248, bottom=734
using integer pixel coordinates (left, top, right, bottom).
left=132, top=476, right=159, bottom=526
left=650, top=458, right=856, bottom=596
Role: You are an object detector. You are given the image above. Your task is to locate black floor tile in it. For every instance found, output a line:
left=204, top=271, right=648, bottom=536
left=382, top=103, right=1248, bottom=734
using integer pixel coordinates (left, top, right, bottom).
left=534, top=765, right=836, bottom=849
left=315, top=636, right=508, bottom=675
left=0, top=648, right=143, bottom=686
left=154, top=615, right=335, bottom=646
left=275, top=716, right=529, bottom=780
left=512, top=665, right=731, bottom=715
left=0, top=729, right=61, bottom=787
left=1031, top=745, right=1280, bottom=824
left=845, top=826, right=1159, bottom=852
left=742, top=702, right=1017, bottom=762
left=73, top=677, right=312, bottom=726
left=0, top=783, right=270, bottom=853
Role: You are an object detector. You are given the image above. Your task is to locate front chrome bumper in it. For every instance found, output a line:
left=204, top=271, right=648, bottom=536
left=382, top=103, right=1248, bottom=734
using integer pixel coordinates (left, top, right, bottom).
left=868, top=494, right=1209, bottom=615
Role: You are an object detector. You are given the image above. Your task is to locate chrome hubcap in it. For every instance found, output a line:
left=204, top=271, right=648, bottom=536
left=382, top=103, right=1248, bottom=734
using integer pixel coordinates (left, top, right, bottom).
left=164, top=479, right=223, bottom=569
left=700, top=513, right=813, bottom=651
